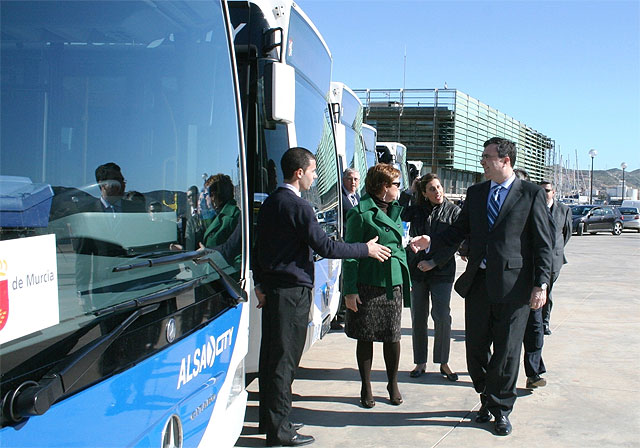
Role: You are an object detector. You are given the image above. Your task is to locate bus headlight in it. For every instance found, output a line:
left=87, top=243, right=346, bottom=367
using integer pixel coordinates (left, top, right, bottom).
left=226, top=359, right=245, bottom=408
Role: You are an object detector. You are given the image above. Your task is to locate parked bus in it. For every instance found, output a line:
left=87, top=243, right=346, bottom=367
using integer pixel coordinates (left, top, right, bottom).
left=362, top=124, right=379, bottom=169
left=229, top=0, right=343, bottom=365
left=0, top=1, right=249, bottom=446
left=329, top=81, right=369, bottom=197
left=376, top=142, right=410, bottom=190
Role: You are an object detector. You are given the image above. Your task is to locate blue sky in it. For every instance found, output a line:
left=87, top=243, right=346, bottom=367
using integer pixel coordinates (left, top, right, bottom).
left=299, top=0, right=640, bottom=172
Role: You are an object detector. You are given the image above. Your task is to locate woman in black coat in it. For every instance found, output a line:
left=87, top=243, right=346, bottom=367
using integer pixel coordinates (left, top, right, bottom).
left=402, top=173, right=461, bottom=381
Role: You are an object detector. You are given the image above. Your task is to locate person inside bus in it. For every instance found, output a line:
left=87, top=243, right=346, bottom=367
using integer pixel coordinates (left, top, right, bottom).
left=73, top=162, right=134, bottom=310
left=401, top=173, right=460, bottom=381
left=254, top=147, right=391, bottom=447
left=184, top=185, right=206, bottom=251
left=200, top=174, right=240, bottom=249
left=343, top=163, right=410, bottom=409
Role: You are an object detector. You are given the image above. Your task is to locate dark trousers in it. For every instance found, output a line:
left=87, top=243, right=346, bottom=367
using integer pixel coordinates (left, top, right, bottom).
left=523, top=308, right=546, bottom=377
left=541, top=271, right=559, bottom=326
left=410, top=280, right=453, bottom=364
left=465, top=270, right=530, bottom=418
left=259, top=285, right=312, bottom=443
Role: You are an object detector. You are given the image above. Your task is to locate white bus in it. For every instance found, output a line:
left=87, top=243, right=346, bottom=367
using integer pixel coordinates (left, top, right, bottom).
left=330, top=81, right=370, bottom=193
left=377, top=142, right=411, bottom=190
left=362, top=123, right=379, bottom=169
left=229, top=0, right=344, bottom=367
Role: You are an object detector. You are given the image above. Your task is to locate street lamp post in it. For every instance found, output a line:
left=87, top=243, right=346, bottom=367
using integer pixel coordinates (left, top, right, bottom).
left=588, top=149, right=597, bottom=205
left=621, top=162, right=627, bottom=202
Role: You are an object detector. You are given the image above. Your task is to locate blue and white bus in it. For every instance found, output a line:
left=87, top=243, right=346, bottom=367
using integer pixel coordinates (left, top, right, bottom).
left=0, top=1, right=250, bottom=446
left=229, top=0, right=344, bottom=364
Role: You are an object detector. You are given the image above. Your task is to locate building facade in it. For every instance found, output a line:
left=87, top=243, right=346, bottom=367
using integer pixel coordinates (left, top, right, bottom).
left=354, top=88, right=554, bottom=195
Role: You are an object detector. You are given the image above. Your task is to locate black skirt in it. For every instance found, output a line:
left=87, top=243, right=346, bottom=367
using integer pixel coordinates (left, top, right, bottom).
left=345, top=283, right=402, bottom=343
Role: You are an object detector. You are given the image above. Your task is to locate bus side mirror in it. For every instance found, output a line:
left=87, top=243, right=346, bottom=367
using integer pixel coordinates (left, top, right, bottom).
left=264, top=61, right=295, bottom=124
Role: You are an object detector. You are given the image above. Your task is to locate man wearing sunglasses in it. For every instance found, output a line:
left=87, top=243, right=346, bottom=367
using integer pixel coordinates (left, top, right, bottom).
left=538, top=181, right=572, bottom=336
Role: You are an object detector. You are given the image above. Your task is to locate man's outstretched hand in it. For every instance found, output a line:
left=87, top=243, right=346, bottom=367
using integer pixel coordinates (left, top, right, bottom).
left=366, top=236, right=392, bottom=262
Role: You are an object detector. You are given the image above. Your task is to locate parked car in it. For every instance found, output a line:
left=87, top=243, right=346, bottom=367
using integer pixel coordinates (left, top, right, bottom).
left=571, top=205, right=623, bottom=236
left=618, top=206, right=640, bottom=232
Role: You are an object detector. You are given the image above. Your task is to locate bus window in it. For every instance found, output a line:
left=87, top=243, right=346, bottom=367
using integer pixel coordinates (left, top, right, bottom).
left=1, top=2, right=246, bottom=443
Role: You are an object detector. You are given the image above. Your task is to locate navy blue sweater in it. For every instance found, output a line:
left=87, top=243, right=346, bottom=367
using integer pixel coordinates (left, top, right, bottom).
left=254, top=187, right=368, bottom=289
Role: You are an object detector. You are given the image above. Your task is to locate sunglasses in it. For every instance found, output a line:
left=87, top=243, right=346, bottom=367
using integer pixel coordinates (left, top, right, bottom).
left=391, top=181, right=401, bottom=187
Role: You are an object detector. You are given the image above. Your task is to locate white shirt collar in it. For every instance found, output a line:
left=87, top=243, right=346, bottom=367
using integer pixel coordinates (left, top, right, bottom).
left=491, top=173, right=516, bottom=190
left=281, top=182, right=301, bottom=197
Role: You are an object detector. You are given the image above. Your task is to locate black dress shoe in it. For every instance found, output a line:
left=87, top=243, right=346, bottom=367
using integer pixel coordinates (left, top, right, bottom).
left=330, top=319, right=343, bottom=330
left=475, top=403, right=492, bottom=423
left=543, top=325, right=552, bottom=335
left=494, top=416, right=512, bottom=436
left=266, top=433, right=315, bottom=447
left=409, top=367, right=425, bottom=378
left=439, top=366, right=459, bottom=381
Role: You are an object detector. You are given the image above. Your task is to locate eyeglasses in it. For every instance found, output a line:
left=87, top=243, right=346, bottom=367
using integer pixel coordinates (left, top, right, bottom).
left=479, top=153, right=499, bottom=161
left=544, top=189, right=553, bottom=193
left=391, top=181, right=401, bottom=187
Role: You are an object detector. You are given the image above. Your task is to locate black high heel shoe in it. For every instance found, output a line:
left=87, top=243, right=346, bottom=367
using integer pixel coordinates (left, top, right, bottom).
left=386, top=384, right=403, bottom=406
left=360, top=394, right=375, bottom=408
left=440, top=366, right=459, bottom=382
left=360, top=386, right=375, bottom=408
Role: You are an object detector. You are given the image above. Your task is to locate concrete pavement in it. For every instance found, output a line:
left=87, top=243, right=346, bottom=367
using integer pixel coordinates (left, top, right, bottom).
left=236, top=232, right=640, bottom=447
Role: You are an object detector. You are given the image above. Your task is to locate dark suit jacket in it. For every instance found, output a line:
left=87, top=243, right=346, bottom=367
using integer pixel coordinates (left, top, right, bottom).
left=254, top=187, right=368, bottom=289
left=550, top=200, right=572, bottom=275
left=341, top=186, right=360, bottom=227
left=433, top=178, right=553, bottom=304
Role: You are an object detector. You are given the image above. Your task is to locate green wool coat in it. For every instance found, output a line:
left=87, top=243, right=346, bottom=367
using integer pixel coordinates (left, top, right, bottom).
left=202, top=199, right=240, bottom=249
left=342, top=193, right=411, bottom=306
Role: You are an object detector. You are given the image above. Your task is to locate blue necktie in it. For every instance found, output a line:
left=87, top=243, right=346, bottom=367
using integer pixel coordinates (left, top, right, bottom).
left=487, top=185, right=502, bottom=230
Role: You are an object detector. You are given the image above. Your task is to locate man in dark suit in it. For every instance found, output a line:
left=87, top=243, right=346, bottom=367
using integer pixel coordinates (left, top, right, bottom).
left=73, top=162, right=137, bottom=310
left=341, top=168, right=361, bottom=225
left=410, top=137, right=553, bottom=436
left=539, top=180, right=572, bottom=334
left=331, top=168, right=362, bottom=330
left=254, top=147, right=390, bottom=447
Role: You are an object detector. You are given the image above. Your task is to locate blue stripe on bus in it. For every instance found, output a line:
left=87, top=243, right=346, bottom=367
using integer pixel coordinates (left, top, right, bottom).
left=0, top=305, right=242, bottom=447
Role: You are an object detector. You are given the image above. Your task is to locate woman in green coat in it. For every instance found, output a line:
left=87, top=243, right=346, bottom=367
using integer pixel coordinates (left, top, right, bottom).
left=201, top=173, right=240, bottom=249
left=343, top=163, right=410, bottom=409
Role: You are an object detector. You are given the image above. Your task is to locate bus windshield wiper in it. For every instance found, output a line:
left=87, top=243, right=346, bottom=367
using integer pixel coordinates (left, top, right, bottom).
left=112, top=248, right=247, bottom=304
left=2, top=302, right=156, bottom=424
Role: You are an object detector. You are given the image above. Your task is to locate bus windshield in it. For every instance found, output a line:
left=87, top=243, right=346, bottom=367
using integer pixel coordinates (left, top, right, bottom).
left=286, top=8, right=339, bottom=226
left=1, top=0, right=243, bottom=363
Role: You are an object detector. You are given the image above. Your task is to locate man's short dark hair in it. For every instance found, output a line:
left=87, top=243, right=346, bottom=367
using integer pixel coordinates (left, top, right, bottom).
left=95, top=162, right=123, bottom=183
left=281, top=147, right=315, bottom=180
left=484, top=137, right=517, bottom=167
left=538, top=180, right=553, bottom=189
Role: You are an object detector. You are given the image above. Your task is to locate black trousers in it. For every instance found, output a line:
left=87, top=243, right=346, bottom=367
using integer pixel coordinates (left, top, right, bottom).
left=465, top=270, right=530, bottom=418
left=523, top=308, right=546, bottom=377
left=259, top=285, right=312, bottom=443
left=542, top=270, right=559, bottom=326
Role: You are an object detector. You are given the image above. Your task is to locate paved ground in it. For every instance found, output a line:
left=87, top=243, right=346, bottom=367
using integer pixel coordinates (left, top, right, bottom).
left=236, top=231, right=640, bottom=447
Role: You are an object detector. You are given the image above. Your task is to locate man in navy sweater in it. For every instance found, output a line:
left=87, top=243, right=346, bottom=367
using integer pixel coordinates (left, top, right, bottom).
left=254, top=147, right=391, bottom=447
